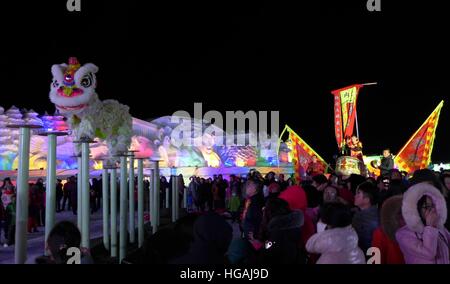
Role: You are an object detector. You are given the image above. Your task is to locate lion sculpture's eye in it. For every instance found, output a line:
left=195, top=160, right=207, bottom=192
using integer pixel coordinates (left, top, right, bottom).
left=80, top=75, right=92, bottom=88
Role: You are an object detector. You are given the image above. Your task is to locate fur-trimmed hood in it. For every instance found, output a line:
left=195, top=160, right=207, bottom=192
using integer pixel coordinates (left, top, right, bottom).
left=402, top=183, right=447, bottom=233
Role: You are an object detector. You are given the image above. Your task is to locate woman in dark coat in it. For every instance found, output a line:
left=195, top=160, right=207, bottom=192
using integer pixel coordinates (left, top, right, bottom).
left=254, top=198, right=305, bottom=264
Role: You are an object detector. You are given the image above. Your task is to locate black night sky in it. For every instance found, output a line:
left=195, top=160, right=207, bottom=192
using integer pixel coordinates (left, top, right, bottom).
left=1, top=0, right=449, bottom=163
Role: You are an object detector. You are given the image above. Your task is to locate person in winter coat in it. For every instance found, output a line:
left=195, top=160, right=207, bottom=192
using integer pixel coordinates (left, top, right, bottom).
left=1, top=178, right=15, bottom=210
left=371, top=195, right=405, bottom=264
left=303, top=184, right=321, bottom=225
left=212, top=182, right=221, bottom=211
left=344, top=174, right=366, bottom=196
left=396, top=183, right=450, bottom=264
left=278, top=185, right=315, bottom=249
left=170, top=212, right=232, bottom=264
left=64, top=176, right=77, bottom=215
left=306, top=203, right=366, bottom=264
left=0, top=177, right=15, bottom=191
left=141, top=214, right=198, bottom=264
left=28, top=183, right=40, bottom=233
left=228, top=188, right=241, bottom=223
left=188, top=177, right=199, bottom=211
left=0, top=202, right=6, bottom=246
left=352, top=182, right=380, bottom=253
left=267, top=182, right=281, bottom=199
left=160, top=176, right=170, bottom=208
left=45, top=221, right=93, bottom=264
left=379, top=149, right=394, bottom=177
left=196, top=178, right=207, bottom=212
left=217, top=175, right=228, bottom=210
left=92, top=178, right=102, bottom=212
left=176, top=174, right=185, bottom=208
left=251, top=198, right=305, bottom=264
left=5, top=195, right=16, bottom=246
left=241, top=179, right=264, bottom=240
left=55, top=179, right=63, bottom=212
left=34, top=178, right=46, bottom=227
left=61, top=178, right=71, bottom=211
left=205, top=178, right=214, bottom=211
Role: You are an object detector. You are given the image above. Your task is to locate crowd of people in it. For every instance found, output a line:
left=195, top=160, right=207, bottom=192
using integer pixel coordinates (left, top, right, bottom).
left=0, top=177, right=16, bottom=247
left=131, top=167, right=450, bottom=264
left=0, top=175, right=107, bottom=248
left=2, top=162, right=450, bottom=264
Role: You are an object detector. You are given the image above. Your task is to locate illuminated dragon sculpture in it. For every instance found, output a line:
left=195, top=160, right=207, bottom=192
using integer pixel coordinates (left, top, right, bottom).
left=49, top=57, right=132, bottom=163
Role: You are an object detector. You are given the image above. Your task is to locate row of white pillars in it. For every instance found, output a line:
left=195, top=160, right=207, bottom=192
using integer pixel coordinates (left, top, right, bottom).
left=106, top=157, right=159, bottom=262
left=11, top=125, right=68, bottom=263
left=10, top=125, right=161, bottom=263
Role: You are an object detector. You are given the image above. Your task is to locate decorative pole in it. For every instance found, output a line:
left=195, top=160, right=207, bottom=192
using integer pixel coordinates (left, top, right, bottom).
left=355, top=108, right=360, bottom=139
left=110, top=167, right=118, bottom=257
left=149, top=169, right=154, bottom=231
left=119, top=154, right=128, bottom=262
left=101, top=158, right=116, bottom=252
left=40, top=130, right=68, bottom=256
left=8, top=124, right=41, bottom=264
left=74, top=137, right=95, bottom=249
left=127, top=150, right=138, bottom=244
left=70, top=154, right=83, bottom=230
left=165, top=186, right=169, bottom=209
left=171, top=168, right=177, bottom=223
left=76, top=156, right=82, bottom=230
left=102, top=166, right=109, bottom=251
left=153, top=160, right=160, bottom=227
left=175, top=174, right=179, bottom=221
left=183, top=185, right=187, bottom=209
left=137, top=158, right=145, bottom=247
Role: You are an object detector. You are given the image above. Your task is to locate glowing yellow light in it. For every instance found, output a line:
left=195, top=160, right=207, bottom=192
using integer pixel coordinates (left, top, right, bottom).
left=93, top=160, right=103, bottom=170
left=235, top=158, right=246, bottom=167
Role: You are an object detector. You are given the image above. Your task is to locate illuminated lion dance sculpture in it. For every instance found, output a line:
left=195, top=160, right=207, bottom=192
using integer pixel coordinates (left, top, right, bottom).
left=49, top=57, right=132, bottom=164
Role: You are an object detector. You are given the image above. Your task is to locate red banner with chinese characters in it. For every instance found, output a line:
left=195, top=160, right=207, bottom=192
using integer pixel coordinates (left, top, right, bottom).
left=288, top=126, right=328, bottom=182
left=332, top=84, right=363, bottom=148
left=333, top=93, right=343, bottom=148
left=395, top=101, right=444, bottom=174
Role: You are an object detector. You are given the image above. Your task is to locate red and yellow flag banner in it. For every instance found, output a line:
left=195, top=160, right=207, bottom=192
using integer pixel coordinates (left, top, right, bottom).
left=395, top=100, right=444, bottom=174
left=332, top=84, right=363, bottom=148
left=281, top=125, right=329, bottom=183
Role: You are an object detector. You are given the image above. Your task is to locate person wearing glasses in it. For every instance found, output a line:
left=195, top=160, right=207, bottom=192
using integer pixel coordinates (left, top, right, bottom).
left=396, top=183, right=450, bottom=264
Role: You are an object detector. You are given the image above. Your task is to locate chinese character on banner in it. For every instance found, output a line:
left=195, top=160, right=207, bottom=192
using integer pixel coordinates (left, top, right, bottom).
left=332, top=84, right=363, bottom=149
